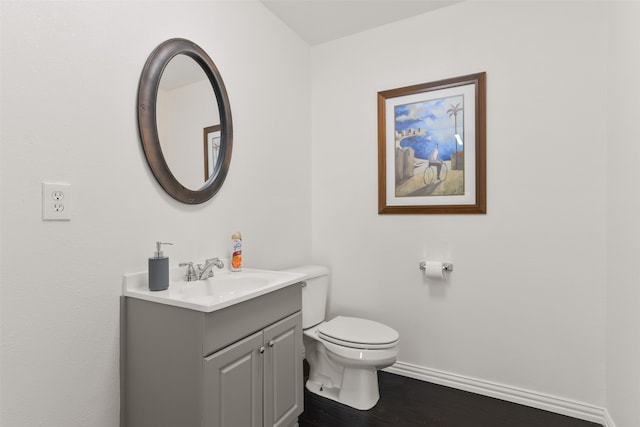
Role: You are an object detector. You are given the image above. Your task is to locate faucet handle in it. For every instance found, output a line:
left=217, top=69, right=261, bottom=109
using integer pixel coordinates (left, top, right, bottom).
left=206, top=257, right=225, bottom=269
left=179, top=262, right=198, bottom=282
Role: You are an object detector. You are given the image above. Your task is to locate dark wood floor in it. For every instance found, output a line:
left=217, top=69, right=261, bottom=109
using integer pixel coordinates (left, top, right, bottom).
left=298, top=365, right=601, bottom=427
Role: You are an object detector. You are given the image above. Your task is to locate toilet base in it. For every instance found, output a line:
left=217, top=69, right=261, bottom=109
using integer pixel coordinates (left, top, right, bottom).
left=305, top=366, right=380, bottom=411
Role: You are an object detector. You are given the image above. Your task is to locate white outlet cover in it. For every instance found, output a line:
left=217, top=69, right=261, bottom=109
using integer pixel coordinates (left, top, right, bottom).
left=42, top=182, right=71, bottom=221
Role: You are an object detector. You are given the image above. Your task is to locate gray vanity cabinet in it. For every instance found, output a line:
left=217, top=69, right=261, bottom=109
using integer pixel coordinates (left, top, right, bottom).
left=122, top=284, right=303, bottom=427
left=263, top=314, right=303, bottom=427
left=204, top=331, right=264, bottom=427
left=203, top=312, right=302, bottom=427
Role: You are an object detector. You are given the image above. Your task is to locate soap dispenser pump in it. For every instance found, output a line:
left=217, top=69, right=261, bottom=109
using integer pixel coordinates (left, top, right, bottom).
left=149, top=241, right=172, bottom=291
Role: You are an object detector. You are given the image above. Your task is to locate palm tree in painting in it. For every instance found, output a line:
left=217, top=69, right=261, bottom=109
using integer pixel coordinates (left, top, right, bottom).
left=447, top=103, right=463, bottom=152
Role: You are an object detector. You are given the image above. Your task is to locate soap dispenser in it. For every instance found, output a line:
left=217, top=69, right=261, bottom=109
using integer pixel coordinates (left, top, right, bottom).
left=149, top=241, right=172, bottom=291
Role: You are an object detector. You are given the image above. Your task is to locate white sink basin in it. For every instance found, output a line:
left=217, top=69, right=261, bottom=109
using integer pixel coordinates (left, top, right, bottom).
left=179, top=275, right=270, bottom=299
left=123, top=265, right=305, bottom=313
left=176, top=271, right=290, bottom=302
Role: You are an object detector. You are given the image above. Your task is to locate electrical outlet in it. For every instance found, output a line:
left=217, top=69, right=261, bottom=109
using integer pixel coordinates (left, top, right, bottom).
left=42, top=183, right=71, bottom=221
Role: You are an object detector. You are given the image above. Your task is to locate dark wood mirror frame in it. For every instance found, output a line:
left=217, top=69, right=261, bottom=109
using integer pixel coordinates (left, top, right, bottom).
left=137, top=38, right=233, bottom=204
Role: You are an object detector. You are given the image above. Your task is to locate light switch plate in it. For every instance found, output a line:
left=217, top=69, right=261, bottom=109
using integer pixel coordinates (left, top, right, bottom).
left=42, top=182, right=71, bottom=221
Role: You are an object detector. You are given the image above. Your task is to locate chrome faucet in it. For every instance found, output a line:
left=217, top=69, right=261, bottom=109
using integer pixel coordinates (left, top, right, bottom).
left=196, top=257, right=225, bottom=280
left=179, top=258, right=225, bottom=282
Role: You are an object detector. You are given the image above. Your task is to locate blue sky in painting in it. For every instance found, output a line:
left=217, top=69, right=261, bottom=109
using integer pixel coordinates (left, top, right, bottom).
left=395, top=95, right=464, bottom=160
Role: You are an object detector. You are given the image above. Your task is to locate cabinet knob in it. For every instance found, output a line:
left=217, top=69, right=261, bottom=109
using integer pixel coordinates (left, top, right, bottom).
left=259, top=346, right=265, bottom=354
left=268, top=340, right=275, bottom=348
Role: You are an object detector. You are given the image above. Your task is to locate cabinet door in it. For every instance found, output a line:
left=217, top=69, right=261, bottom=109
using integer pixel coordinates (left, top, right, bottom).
left=204, top=331, right=264, bottom=427
left=263, top=312, right=303, bottom=427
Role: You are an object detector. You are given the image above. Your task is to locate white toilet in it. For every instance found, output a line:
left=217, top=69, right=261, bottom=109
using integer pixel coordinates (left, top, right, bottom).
left=287, top=265, right=400, bottom=411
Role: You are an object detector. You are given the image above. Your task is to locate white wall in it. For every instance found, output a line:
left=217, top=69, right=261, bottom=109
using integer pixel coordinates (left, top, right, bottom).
left=606, top=2, right=640, bottom=426
left=312, top=0, right=608, bottom=410
left=0, top=2, right=311, bottom=426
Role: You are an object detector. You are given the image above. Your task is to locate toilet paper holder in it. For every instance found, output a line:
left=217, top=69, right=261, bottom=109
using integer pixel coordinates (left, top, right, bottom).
left=419, top=261, right=453, bottom=272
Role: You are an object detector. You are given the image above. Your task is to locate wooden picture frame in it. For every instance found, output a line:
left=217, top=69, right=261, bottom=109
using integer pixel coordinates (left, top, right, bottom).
left=377, top=72, right=486, bottom=214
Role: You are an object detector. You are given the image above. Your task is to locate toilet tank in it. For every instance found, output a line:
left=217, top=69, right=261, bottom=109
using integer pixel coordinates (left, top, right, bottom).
left=283, top=265, right=329, bottom=329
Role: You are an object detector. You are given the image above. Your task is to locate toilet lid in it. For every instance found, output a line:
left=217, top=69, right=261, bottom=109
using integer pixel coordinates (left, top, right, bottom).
left=318, top=316, right=399, bottom=349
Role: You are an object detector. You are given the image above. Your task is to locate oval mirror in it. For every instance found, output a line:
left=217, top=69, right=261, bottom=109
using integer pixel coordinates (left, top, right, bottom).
left=138, top=38, right=233, bottom=204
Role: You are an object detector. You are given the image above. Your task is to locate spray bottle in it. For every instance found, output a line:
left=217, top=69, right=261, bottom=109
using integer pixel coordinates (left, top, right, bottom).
left=231, top=232, right=242, bottom=271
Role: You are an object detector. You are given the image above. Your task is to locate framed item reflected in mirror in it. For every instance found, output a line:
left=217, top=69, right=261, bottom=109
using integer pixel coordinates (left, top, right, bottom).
left=204, top=125, right=221, bottom=181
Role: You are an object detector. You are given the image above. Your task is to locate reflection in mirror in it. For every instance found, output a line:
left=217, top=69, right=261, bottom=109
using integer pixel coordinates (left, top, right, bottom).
left=157, top=54, right=220, bottom=190
left=137, top=38, right=233, bottom=204
left=204, top=125, right=221, bottom=180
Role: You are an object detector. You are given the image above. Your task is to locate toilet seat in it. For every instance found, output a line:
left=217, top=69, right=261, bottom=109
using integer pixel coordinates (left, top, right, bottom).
left=317, top=316, right=399, bottom=350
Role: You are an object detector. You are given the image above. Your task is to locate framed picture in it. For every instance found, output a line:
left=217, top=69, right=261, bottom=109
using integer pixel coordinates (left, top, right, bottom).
left=204, top=125, right=221, bottom=181
left=377, top=72, right=486, bottom=214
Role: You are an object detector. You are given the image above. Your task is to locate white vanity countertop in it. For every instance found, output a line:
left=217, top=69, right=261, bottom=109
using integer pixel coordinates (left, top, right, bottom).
left=122, top=264, right=306, bottom=313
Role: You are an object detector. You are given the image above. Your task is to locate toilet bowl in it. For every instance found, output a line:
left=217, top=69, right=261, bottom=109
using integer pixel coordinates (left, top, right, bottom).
left=303, top=316, right=399, bottom=410
left=285, top=265, right=400, bottom=410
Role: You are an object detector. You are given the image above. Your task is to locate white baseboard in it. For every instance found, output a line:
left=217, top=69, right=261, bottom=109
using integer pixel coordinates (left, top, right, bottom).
left=603, top=410, right=616, bottom=427
left=384, top=361, right=615, bottom=427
